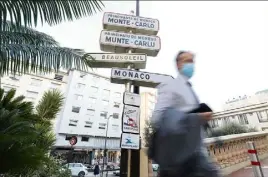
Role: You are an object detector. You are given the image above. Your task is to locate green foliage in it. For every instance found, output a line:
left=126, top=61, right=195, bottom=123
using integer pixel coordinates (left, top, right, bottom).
left=143, top=120, right=156, bottom=147
left=0, top=88, right=64, bottom=176
left=0, top=21, right=92, bottom=75
left=209, top=122, right=258, bottom=137
left=0, top=1, right=104, bottom=28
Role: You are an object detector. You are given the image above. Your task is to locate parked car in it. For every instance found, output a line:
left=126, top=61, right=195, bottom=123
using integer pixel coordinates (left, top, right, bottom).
left=152, top=163, right=159, bottom=171
left=64, top=163, right=89, bottom=177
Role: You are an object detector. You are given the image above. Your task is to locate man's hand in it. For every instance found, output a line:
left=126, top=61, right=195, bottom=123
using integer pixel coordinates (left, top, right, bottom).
left=199, top=112, right=213, bottom=121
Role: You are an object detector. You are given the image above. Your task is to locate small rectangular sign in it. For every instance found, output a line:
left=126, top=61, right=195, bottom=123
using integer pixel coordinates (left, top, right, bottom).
left=123, top=92, right=141, bottom=107
left=122, top=105, right=140, bottom=134
left=99, top=30, right=161, bottom=57
left=86, top=53, right=146, bottom=69
left=103, top=12, right=159, bottom=35
left=120, top=133, right=140, bottom=150
left=111, top=68, right=174, bottom=88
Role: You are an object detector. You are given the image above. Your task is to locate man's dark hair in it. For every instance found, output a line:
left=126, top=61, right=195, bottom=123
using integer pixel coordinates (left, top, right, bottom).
left=175, top=50, right=188, bottom=62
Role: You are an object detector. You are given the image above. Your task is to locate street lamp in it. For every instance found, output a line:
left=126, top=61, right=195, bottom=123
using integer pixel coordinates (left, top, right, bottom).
left=101, top=114, right=113, bottom=177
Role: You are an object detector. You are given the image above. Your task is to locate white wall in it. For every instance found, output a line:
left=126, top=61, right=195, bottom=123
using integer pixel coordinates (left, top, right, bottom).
left=55, top=70, right=125, bottom=148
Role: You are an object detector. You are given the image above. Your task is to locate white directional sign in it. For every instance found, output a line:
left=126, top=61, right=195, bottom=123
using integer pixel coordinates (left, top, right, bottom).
left=86, top=53, right=147, bottom=69
left=122, top=105, right=140, bottom=134
left=123, top=92, right=141, bottom=107
left=120, top=133, right=140, bottom=150
left=99, top=30, right=161, bottom=57
left=111, top=68, right=174, bottom=88
left=103, top=12, right=160, bottom=35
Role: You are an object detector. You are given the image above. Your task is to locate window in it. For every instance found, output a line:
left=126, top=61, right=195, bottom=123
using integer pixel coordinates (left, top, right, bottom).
left=54, top=74, right=63, bottom=81
left=50, top=82, right=61, bottom=90
left=65, top=136, right=72, bottom=140
left=114, top=92, right=121, bottom=98
left=85, top=121, right=93, bottom=128
left=102, top=100, right=109, bottom=107
left=72, top=106, right=80, bottom=113
left=90, top=86, right=98, bottom=93
left=86, top=109, right=95, bottom=116
left=3, top=86, right=15, bottom=93
left=81, top=136, right=89, bottom=141
left=100, top=111, right=108, bottom=118
left=69, top=119, right=78, bottom=126
left=238, top=114, right=249, bottom=125
left=114, top=102, right=120, bottom=108
left=76, top=83, right=85, bottom=91
left=30, top=78, right=42, bottom=86
left=99, top=123, right=106, bottom=129
left=74, top=164, right=82, bottom=167
left=112, top=124, right=119, bottom=131
left=26, top=91, right=38, bottom=100
left=113, top=113, right=119, bottom=119
left=74, top=94, right=83, bottom=101
left=89, top=97, right=97, bottom=104
left=257, top=111, right=268, bottom=122
left=92, top=76, right=100, bottom=82
left=103, top=89, right=110, bottom=97
left=9, top=74, right=21, bottom=81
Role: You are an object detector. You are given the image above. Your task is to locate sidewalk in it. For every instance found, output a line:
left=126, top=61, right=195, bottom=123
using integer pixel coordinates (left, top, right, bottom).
left=227, top=158, right=268, bottom=177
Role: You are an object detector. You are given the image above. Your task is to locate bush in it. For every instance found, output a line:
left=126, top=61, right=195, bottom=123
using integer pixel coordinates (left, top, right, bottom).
left=208, top=122, right=258, bottom=137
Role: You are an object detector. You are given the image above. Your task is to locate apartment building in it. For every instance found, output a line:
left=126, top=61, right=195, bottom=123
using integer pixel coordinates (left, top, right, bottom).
left=54, top=69, right=125, bottom=164
left=139, top=90, right=157, bottom=148
left=222, top=89, right=268, bottom=110
left=0, top=71, right=68, bottom=131
left=212, top=102, right=268, bottom=131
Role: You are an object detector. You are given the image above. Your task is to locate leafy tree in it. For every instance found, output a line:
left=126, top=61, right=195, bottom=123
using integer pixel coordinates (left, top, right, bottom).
left=0, top=88, right=64, bottom=175
left=0, top=1, right=104, bottom=28
left=143, top=120, right=156, bottom=147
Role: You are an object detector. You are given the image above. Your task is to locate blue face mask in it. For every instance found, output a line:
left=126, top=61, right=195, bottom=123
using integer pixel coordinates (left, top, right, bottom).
left=181, top=63, right=194, bottom=79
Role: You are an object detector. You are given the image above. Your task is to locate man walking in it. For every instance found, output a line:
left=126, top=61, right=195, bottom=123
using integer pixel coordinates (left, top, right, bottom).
left=150, top=51, right=220, bottom=177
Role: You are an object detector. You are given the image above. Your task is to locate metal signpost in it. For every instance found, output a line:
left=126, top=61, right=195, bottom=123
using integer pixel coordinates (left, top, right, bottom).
left=84, top=9, right=173, bottom=177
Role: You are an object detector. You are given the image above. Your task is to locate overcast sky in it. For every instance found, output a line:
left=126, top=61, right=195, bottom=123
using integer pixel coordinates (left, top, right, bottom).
left=35, top=1, right=268, bottom=111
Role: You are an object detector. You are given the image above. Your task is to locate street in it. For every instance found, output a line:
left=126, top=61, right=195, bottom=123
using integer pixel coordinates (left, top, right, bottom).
left=84, top=171, right=158, bottom=177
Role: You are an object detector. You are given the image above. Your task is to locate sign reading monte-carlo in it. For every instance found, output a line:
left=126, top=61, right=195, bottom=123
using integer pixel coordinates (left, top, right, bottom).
left=99, top=30, right=161, bottom=57
left=103, top=12, right=160, bottom=35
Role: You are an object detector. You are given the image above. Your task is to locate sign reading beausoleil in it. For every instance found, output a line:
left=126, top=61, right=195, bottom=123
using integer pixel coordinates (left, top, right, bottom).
left=99, top=30, right=161, bottom=57
left=123, top=92, right=141, bottom=107
left=87, top=53, right=147, bottom=69
left=120, top=133, right=140, bottom=150
left=103, top=12, right=159, bottom=35
left=122, top=105, right=140, bottom=134
left=111, top=68, right=174, bottom=88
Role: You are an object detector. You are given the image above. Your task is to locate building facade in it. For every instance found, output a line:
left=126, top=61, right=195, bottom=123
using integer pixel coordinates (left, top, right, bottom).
left=54, top=69, right=125, bottom=164
left=139, top=90, right=157, bottom=148
left=0, top=71, right=68, bottom=131
left=212, top=103, right=268, bottom=131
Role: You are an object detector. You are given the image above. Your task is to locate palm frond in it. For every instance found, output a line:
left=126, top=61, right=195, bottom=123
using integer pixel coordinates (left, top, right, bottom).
left=0, top=0, right=104, bottom=28
left=1, top=21, right=58, bottom=46
left=0, top=44, right=89, bottom=75
left=36, top=89, right=64, bottom=121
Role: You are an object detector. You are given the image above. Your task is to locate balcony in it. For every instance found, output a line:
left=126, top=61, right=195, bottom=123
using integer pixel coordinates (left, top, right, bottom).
left=141, top=131, right=268, bottom=177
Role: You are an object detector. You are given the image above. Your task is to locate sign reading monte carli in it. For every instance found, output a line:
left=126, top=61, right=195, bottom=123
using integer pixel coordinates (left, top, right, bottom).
left=103, top=12, right=159, bottom=35
left=99, top=30, right=161, bottom=57
left=111, top=68, right=174, bottom=88
left=87, top=53, right=147, bottom=69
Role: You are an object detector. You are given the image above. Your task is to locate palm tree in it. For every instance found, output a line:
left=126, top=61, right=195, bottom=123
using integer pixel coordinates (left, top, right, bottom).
left=0, top=1, right=104, bottom=28
left=0, top=0, right=103, bottom=75
left=0, top=21, right=93, bottom=75
left=0, top=88, right=64, bottom=175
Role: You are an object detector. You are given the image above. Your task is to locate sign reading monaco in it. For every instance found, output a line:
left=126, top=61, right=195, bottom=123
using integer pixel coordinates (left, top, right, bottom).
left=122, top=105, right=140, bottom=134
left=111, top=68, right=174, bottom=88
left=86, top=53, right=146, bottom=69
left=103, top=12, right=159, bottom=35
left=99, top=30, right=161, bottom=57
left=120, top=133, right=140, bottom=150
